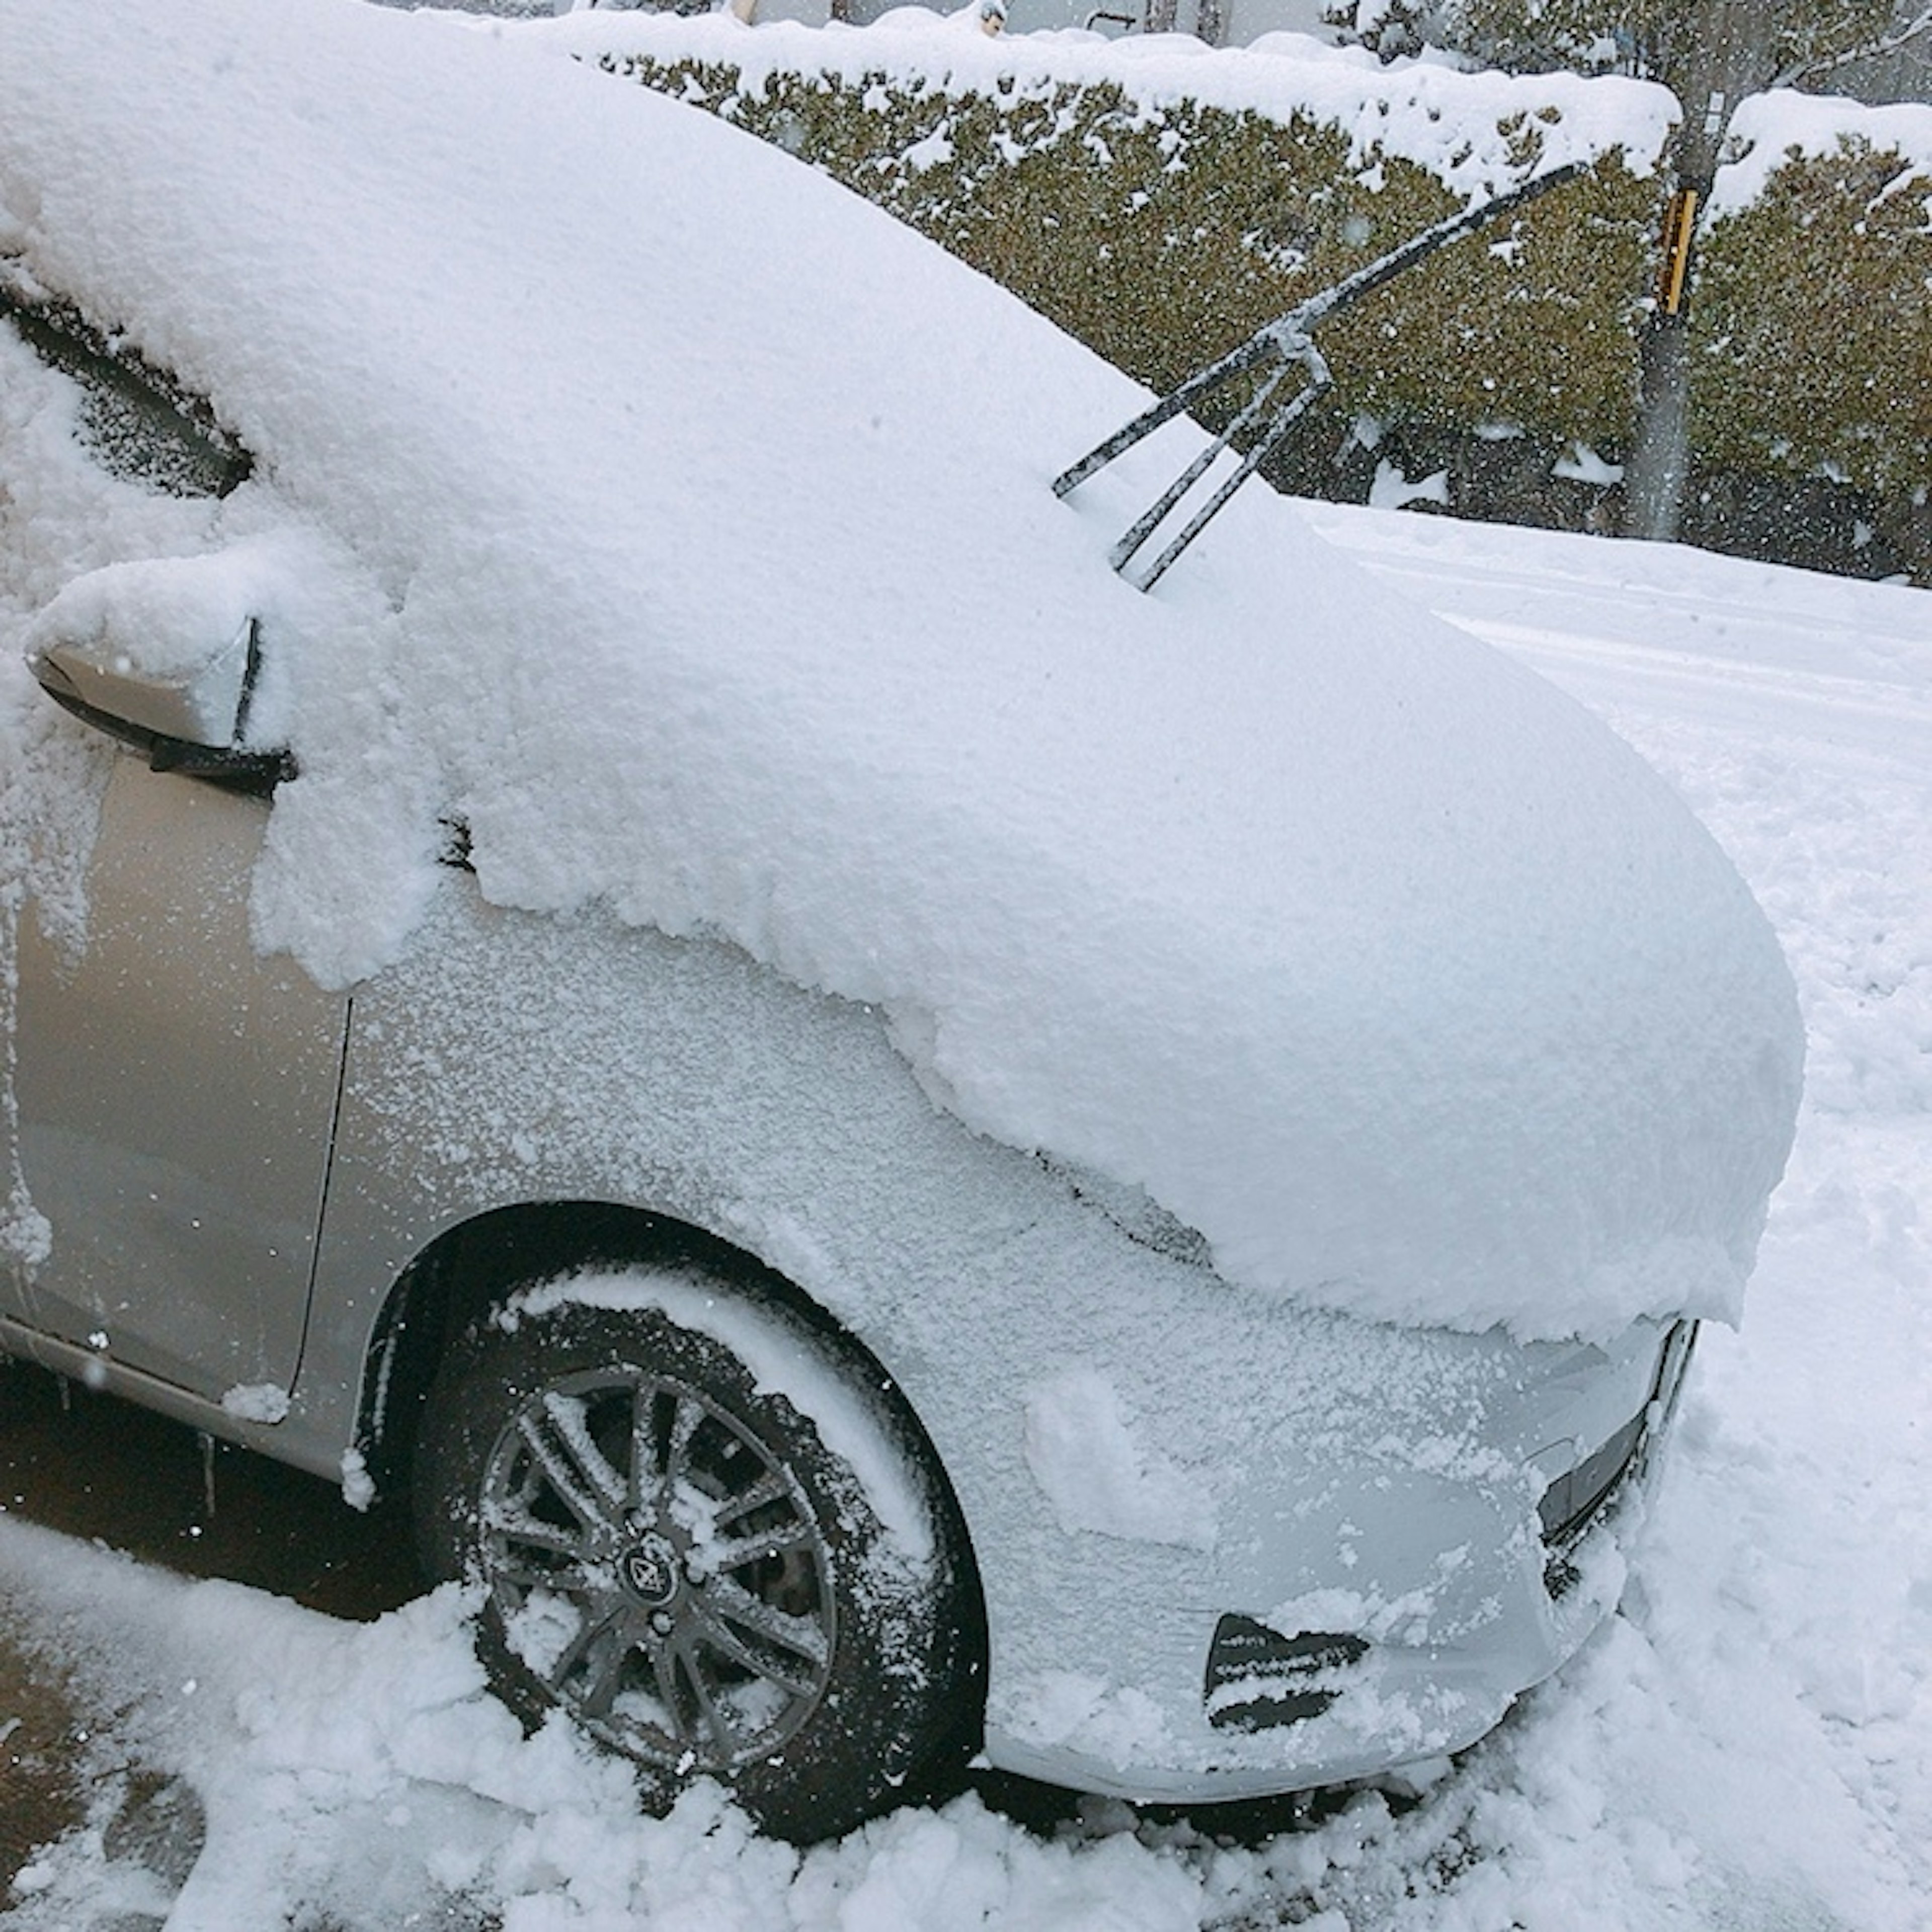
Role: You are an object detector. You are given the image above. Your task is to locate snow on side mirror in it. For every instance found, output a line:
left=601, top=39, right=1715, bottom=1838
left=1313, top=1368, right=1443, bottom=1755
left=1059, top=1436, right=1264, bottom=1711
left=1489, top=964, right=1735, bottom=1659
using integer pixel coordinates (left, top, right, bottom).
left=31, top=612, right=255, bottom=751
left=25, top=549, right=294, bottom=787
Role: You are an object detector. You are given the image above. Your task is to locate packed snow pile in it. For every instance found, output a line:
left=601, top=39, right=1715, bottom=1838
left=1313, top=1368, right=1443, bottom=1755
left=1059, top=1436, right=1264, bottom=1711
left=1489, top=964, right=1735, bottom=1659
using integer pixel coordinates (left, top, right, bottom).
left=0, top=0, right=1799, bottom=1341
left=536, top=5, right=1677, bottom=203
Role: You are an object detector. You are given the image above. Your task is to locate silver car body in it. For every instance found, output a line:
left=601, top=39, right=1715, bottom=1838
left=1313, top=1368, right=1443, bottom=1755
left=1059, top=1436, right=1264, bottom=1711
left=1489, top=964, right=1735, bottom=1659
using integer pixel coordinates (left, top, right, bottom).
left=11, top=746, right=1682, bottom=1800
left=0, top=0, right=1787, bottom=1812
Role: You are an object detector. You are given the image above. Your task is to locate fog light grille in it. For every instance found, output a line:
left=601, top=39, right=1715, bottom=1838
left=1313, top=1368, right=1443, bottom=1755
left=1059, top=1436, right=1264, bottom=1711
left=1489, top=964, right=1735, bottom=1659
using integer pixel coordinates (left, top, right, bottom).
left=1204, top=1615, right=1368, bottom=1732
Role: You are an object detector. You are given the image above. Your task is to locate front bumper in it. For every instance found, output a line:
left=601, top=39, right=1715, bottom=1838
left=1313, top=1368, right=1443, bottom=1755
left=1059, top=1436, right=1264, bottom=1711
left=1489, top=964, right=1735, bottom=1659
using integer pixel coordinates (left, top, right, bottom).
left=985, top=1317, right=1695, bottom=1804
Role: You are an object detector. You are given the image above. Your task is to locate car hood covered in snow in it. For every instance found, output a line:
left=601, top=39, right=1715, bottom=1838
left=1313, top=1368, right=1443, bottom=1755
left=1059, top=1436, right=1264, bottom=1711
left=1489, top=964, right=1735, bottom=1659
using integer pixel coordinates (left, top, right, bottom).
left=0, top=0, right=1800, bottom=1341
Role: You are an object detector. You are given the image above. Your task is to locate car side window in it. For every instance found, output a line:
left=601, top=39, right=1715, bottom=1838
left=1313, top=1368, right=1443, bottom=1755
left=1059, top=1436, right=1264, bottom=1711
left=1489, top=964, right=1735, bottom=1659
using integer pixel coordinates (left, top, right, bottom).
left=4, top=263, right=284, bottom=796
left=0, top=262, right=252, bottom=500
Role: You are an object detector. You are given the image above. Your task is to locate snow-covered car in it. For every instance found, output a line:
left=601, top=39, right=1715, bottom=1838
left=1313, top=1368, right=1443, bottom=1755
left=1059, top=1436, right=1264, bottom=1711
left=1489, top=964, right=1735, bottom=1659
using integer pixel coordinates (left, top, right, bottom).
left=0, top=0, right=1801, bottom=1843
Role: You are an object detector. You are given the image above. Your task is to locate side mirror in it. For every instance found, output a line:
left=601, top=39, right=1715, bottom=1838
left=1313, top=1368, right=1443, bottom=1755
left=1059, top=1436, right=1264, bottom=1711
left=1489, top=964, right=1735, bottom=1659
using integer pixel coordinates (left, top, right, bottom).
left=26, top=558, right=294, bottom=788
left=31, top=613, right=257, bottom=751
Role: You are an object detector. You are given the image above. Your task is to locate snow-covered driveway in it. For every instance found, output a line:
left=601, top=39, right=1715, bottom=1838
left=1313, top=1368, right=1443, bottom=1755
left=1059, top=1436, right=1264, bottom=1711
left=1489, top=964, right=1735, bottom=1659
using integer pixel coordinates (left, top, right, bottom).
left=1314, top=506, right=1932, bottom=761
left=3, top=508, right=1928, bottom=1931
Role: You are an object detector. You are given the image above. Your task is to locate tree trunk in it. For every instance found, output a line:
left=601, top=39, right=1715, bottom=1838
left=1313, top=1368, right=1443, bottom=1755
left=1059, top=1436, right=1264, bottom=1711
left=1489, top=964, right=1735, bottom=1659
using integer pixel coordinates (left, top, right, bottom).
left=1623, top=0, right=1778, bottom=540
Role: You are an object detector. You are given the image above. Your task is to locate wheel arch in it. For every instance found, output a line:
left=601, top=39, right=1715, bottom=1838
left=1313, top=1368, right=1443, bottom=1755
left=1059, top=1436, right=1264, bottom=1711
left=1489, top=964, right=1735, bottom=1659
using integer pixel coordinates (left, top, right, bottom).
left=356, top=1196, right=989, bottom=1739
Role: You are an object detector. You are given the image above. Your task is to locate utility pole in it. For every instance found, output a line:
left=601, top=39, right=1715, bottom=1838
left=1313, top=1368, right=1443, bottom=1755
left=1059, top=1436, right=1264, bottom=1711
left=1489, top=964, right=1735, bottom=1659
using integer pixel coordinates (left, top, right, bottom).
left=1623, top=0, right=1775, bottom=540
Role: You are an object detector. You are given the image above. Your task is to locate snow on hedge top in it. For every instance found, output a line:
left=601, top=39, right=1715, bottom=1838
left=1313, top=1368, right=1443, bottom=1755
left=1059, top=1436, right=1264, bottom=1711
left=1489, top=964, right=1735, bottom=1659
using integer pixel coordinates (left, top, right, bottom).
left=0, top=0, right=1799, bottom=1340
left=543, top=6, right=1675, bottom=201
left=1710, top=88, right=1932, bottom=215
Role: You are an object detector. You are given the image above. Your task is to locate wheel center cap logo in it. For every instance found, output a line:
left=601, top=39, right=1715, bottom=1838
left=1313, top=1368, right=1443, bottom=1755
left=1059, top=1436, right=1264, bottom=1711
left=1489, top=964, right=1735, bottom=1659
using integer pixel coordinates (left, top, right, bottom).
left=620, top=1537, right=679, bottom=1606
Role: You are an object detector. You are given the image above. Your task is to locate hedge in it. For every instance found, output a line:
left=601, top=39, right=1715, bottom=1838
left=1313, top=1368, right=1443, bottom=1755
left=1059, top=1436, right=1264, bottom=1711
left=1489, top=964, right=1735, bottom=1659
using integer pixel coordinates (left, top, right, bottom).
left=592, top=38, right=1931, bottom=577
left=1696, top=133, right=1932, bottom=506
left=612, top=54, right=1656, bottom=443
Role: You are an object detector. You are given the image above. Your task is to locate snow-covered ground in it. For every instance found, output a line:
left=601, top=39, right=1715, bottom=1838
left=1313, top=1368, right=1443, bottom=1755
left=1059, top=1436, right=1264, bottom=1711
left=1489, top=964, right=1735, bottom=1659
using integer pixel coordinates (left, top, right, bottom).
left=3, top=506, right=1926, bottom=1931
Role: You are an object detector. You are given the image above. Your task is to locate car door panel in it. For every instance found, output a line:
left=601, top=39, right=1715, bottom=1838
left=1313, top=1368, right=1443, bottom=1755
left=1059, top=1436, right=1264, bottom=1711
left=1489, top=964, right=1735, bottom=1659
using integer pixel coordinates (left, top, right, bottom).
left=7, top=755, right=348, bottom=1401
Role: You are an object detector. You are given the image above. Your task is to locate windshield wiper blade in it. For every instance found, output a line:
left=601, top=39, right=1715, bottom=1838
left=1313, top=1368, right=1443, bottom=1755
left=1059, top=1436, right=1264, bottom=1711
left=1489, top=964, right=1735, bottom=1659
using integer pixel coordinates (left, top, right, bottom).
left=1054, top=163, right=1584, bottom=592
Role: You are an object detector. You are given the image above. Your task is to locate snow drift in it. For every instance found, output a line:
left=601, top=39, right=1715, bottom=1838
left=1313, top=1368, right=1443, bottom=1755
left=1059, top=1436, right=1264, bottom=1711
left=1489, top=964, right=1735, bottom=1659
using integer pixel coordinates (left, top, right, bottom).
left=0, top=0, right=1800, bottom=1339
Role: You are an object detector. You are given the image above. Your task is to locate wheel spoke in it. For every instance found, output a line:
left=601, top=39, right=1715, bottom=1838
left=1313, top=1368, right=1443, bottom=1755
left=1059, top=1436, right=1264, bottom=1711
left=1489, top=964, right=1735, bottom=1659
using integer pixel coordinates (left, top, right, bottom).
left=626, top=1385, right=661, bottom=1515
left=538, top=1390, right=628, bottom=1512
left=710, top=1469, right=790, bottom=1528
left=493, top=1555, right=595, bottom=1596
left=650, top=1633, right=695, bottom=1748
left=700, top=1574, right=831, bottom=1671
left=701, top=1518, right=818, bottom=1577
left=686, top=1594, right=821, bottom=1702
left=664, top=1392, right=702, bottom=1490
left=546, top=1593, right=628, bottom=1696
left=491, top=1510, right=593, bottom=1562
left=510, top=1406, right=611, bottom=1538
left=670, top=1631, right=742, bottom=1759
left=576, top=1608, right=650, bottom=1720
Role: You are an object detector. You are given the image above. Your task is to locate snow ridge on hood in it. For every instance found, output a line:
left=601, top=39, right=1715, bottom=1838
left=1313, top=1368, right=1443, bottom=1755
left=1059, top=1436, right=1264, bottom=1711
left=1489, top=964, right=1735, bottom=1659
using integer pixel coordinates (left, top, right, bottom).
left=0, top=0, right=1800, bottom=1338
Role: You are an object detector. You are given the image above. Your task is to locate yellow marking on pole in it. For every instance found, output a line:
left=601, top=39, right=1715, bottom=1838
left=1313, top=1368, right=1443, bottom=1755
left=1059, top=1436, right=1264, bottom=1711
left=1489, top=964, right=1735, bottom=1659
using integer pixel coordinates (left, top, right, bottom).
left=1658, top=188, right=1699, bottom=317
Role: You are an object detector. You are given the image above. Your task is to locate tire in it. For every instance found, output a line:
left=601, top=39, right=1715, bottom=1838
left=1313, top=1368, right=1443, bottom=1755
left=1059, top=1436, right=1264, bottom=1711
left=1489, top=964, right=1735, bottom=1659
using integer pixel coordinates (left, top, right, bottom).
left=411, top=1268, right=980, bottom=1841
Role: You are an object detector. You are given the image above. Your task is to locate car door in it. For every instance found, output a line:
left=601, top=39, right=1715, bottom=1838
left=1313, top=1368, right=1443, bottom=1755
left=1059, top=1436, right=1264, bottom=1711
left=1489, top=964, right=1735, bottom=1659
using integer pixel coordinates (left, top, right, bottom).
left=6, top=752, right=349, bottom=1403
left=2, top=265, right=347, bottom=1405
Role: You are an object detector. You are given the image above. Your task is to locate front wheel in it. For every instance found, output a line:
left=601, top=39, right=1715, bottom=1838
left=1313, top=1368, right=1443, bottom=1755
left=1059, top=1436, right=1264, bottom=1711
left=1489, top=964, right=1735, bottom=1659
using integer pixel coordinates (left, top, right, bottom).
left=411, top=1269, right=981, bottom=1841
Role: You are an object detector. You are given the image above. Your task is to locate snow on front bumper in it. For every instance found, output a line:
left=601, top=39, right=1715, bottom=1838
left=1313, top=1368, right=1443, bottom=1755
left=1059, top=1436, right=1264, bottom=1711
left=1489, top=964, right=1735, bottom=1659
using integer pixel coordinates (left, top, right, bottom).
left=985, top=1317, right=1691, bottom=1805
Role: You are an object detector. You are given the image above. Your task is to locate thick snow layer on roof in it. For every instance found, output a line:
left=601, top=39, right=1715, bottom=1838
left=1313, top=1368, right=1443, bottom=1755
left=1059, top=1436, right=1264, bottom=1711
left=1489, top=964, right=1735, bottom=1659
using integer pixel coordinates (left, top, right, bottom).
left=0, top=0, right=1797, bottom=1339
left=539, top=6, right=1676, bottom=200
